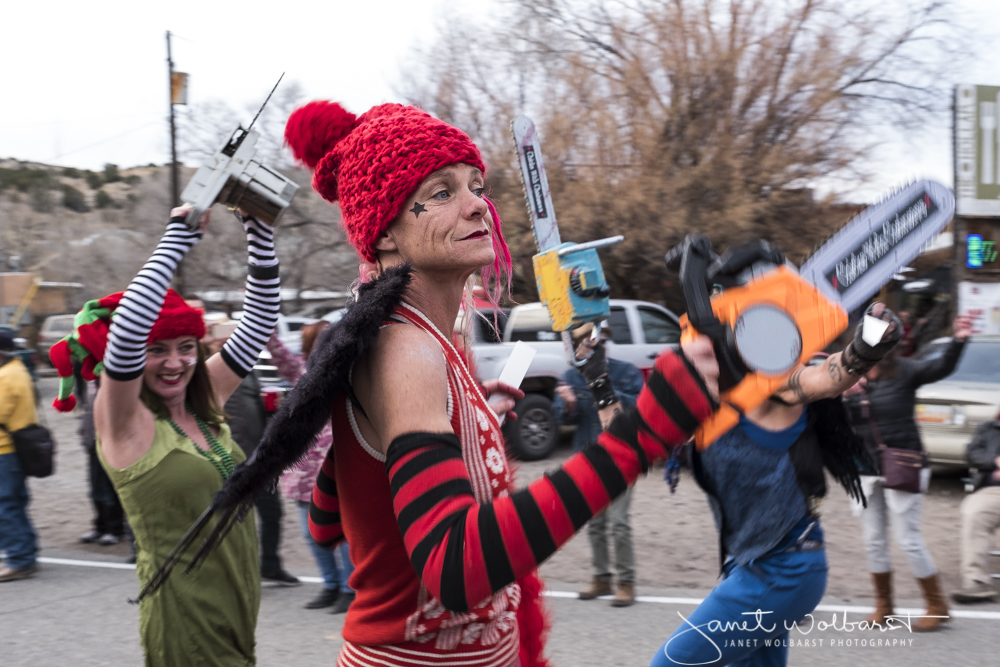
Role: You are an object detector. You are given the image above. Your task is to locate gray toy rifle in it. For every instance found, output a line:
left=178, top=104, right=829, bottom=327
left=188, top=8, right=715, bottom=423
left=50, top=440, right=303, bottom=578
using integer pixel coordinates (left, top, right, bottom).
left=179, top=76, right=299, bottom=228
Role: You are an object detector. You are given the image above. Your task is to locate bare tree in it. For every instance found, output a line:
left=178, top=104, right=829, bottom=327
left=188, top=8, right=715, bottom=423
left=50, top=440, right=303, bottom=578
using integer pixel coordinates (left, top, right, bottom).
left=399, top=0, right=965, bottom=309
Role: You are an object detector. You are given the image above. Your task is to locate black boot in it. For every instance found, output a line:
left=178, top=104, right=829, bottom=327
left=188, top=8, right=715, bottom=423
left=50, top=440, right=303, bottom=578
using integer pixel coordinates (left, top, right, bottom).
left=330, top=591, right=355, bottom=614
left=305, top=588, right=340, bottom=609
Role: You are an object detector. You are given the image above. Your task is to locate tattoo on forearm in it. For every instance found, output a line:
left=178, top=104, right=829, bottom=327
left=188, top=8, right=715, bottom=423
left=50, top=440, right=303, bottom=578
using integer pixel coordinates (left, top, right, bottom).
left=599, top=403, right=623, bottom=430
left=784, top=368, right=808, bottom=403
left=409, top=202, right=426, bottom=217
left=828, top=355, right=844, bottom=383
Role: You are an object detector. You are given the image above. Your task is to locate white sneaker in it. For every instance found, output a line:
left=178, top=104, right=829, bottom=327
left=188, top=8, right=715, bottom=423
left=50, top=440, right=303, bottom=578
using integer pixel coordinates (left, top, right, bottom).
left=98, top=534, right=120, bottom=546
left=79, top=530, right=100, bottom=544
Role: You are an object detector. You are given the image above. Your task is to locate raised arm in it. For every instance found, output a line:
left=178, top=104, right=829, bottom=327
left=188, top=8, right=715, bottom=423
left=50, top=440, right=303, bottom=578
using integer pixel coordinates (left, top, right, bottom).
left=204, top=213, right=281, bottom=407
left=95, top=208, right=206, bottom=456
left=772, top=303, right=902, bottom=405
left=358, top=326, right=715, bottom=612
left=907, top=315, right=972, bottom=387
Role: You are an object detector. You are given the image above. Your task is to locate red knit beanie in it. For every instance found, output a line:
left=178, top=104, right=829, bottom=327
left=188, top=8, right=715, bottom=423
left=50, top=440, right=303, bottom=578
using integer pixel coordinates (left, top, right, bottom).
left=283, top=101, right=512, bottom=291
left=149, top=290, right=206, bottom=344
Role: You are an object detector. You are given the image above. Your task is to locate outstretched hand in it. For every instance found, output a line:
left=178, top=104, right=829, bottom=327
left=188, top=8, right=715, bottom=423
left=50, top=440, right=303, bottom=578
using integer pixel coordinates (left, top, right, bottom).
left=481, top=380, right=524, bottom=421
left=170, top=204, right=212, bottom=232
left=867, top=302, right=901, bottom=342
left=953, top=314, right=974, bottom=341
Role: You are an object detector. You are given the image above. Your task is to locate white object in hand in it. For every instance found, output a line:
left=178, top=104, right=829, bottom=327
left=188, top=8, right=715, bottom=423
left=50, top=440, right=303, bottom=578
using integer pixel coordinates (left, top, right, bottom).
left=862, top=315, right=891, bottom=347
left=496, top=341, right=537, bottom=426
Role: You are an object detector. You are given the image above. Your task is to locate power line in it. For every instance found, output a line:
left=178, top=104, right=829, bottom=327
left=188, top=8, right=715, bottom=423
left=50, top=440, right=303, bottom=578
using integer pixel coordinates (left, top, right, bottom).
left=51, top=120, right=159, bottom=160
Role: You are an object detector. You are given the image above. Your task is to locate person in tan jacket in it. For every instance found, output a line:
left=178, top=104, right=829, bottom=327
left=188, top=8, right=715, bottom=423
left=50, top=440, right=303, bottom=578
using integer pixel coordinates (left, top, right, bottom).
left=0, top=328, right=39, bottom=582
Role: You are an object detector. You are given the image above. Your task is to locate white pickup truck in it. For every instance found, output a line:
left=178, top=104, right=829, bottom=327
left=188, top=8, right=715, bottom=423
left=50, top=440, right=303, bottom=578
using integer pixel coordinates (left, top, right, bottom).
left=469, top=300, right=681, bottom=460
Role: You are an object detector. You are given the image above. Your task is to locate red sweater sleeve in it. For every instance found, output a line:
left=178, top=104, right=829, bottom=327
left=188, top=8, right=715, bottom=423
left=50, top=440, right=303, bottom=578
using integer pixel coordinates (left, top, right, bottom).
left=385, top=350, right=715, bottom=612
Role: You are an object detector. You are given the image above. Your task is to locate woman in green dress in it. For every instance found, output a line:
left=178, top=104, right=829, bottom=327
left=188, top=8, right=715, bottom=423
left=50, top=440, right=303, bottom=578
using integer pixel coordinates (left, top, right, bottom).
left=89, top=204, right=281, bottom=666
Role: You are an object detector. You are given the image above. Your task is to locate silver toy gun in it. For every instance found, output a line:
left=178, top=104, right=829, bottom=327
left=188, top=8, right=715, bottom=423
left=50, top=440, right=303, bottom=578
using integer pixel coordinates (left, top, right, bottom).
left=179, top=76, right=299, bottom=228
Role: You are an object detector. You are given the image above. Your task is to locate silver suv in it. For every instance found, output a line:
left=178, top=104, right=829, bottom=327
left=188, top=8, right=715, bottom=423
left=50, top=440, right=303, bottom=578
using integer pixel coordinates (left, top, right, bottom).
left=471, top=300, right=681, bottom=460
left=916, top=336, right=1000, bottom=468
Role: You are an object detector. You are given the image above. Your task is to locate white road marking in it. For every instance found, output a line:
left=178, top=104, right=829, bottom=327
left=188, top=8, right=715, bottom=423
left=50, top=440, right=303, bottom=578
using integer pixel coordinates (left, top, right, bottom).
left=36, top=557, right=1000, bottom=620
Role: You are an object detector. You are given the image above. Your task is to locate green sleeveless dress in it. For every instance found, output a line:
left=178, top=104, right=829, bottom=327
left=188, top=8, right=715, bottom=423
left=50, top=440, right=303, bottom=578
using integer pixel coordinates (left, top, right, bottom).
left=99, top=419, right=260, bottom=667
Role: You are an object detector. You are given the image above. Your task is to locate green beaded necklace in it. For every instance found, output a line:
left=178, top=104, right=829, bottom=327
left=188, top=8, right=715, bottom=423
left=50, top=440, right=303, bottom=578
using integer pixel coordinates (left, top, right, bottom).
left=166, top=405, right=235, bottom=480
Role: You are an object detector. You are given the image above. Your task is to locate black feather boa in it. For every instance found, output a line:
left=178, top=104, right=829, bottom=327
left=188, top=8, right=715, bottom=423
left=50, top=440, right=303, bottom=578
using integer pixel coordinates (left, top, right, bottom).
left=133, top=265, right=412, bottom=602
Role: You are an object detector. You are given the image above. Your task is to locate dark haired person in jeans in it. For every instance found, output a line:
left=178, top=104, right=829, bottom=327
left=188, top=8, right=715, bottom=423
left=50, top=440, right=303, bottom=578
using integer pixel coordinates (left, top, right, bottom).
left=0, top=328, right=38, bottom=582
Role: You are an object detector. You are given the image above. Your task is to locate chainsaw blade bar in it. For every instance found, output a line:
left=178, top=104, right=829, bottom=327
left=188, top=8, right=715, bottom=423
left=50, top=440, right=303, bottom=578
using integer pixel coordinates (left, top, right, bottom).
left=512, top=115, right=561, bottom=253
left=798, top=179, right=955, bottom=314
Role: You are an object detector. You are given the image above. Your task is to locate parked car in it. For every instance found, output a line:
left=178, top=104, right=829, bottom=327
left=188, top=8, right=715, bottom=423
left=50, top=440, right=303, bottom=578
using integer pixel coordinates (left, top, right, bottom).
left=0, top=326, right=40, bottom=383
left=916, top=335, right=1000, bottom=468
left=471, top=300, right=681, bottom=460
left=38, top=314, right=76, bottom=362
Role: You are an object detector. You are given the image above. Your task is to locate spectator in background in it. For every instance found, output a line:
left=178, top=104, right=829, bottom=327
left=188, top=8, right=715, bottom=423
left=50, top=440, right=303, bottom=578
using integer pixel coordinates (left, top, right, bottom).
left=77, top=376, right=128, bottom=548
left=205, top=333, right=300, bottom=587
left=0, top=328, right=38, bottom=582
left=844, top=314, right=972, bottom=632
left=552, top=323, right=644, bottom=607
left=267, top=322, right=356, bottom=613
left=953, top=415, right=1000, bottom=604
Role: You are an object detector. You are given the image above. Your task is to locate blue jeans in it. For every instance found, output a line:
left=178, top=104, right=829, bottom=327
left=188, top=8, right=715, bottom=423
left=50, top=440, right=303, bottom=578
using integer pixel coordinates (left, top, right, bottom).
left=297, top=501, right=354, bottom=592
left=0, top=453, right=37, bottom=570
left=650, top=521, right=828, bottom=667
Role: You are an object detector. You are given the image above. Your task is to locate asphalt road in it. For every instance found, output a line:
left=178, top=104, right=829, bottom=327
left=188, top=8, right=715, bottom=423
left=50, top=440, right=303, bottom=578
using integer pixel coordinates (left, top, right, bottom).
left=2, top=549, right=998, bottom=666
left=5, top=376, right=1000, bottom=665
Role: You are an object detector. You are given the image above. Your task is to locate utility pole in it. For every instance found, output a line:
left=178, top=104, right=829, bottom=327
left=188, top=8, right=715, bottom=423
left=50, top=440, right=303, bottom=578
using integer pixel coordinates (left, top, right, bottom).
left=167, top=31, right=180, bottom=208
left=167, top=31, right=184, bottom=294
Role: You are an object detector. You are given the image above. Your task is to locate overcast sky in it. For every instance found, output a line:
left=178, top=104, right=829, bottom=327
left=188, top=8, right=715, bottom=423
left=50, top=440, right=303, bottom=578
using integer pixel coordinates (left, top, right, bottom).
left=1, top=0, right=997, bottom=202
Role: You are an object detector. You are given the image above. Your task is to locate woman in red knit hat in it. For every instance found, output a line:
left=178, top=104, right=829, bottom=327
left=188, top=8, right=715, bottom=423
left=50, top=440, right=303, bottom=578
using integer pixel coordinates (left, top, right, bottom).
left=72, top=203, right=281, bottom=666
left=186, top=100, right=716, bottom=667
left=151, top=102, right=716, bottom=666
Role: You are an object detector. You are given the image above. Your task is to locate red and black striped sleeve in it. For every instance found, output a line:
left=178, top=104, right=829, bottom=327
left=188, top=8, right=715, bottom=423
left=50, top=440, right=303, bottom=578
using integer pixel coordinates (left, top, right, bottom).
left=386, top=349, right=715, bottom=612
left=308, top=452, right=344, bottom=547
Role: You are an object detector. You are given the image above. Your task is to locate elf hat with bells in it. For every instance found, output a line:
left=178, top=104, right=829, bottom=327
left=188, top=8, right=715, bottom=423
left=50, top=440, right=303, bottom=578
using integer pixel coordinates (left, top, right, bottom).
left=48, top=289, right=206, bottom=412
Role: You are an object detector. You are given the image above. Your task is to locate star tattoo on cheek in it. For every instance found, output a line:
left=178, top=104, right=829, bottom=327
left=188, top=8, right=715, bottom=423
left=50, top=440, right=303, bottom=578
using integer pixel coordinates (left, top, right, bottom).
left=409, top=202, right=426, bottom=218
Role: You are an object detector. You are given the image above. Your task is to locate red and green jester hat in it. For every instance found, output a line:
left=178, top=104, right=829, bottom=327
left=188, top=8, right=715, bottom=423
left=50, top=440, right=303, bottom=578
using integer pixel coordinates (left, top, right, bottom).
left=48, top=289, right=205, bottom=412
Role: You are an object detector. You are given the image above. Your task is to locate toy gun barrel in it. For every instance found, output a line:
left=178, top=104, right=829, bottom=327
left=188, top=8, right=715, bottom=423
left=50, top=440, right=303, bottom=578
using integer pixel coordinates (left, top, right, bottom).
left=557, top=235, right=624, bottom=257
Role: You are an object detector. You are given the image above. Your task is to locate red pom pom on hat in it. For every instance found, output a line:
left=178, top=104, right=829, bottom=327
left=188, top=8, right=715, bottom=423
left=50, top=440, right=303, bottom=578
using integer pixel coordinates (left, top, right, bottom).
left=285, top=101, right=356, bottom=171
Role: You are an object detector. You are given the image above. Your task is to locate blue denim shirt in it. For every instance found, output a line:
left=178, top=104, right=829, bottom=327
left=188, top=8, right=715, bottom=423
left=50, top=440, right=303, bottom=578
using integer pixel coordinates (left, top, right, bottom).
left=691, top=408, right=821, bottom=566
left=551, top=358, right=644, bottom=452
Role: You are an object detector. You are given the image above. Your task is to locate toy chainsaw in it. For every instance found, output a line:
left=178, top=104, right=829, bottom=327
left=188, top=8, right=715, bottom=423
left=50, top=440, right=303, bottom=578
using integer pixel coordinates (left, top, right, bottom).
left=670, top=180, right=955, bottom=448
left=180, top=76, right=299, bottom=228
left=512, top=115, right=622, bottom=365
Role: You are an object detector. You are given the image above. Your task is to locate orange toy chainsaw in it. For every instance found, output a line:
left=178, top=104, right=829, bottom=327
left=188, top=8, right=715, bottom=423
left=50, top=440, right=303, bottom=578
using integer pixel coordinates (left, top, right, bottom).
left=669, top=180, right=955, bottom=448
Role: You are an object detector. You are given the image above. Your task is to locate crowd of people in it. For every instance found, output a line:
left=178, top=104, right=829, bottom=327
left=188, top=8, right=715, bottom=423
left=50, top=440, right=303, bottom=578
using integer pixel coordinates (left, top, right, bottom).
left=0, top=95, right=996, bottom=667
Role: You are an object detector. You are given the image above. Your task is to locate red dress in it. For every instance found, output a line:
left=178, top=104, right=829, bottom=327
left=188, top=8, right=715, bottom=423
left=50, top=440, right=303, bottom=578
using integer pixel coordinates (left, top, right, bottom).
left=333, top=303, right=523, bottom=666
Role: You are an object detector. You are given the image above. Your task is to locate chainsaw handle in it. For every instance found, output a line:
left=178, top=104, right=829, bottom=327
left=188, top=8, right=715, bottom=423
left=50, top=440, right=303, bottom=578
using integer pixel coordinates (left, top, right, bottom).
left=666, top=235, right=728, bottom=342
left=667, top=235, right=749, bottom=392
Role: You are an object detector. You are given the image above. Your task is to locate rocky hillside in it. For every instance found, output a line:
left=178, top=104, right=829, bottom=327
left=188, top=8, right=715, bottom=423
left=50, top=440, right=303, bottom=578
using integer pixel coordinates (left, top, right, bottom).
left=0, top=158, right=359, bottom=315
